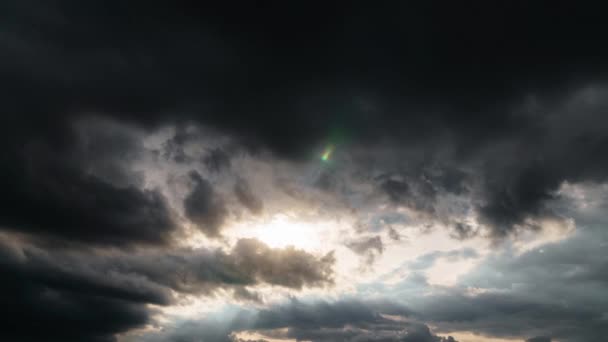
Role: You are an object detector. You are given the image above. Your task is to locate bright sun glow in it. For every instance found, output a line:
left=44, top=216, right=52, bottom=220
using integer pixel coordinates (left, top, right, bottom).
left=236, top=214, right=327, bottom=250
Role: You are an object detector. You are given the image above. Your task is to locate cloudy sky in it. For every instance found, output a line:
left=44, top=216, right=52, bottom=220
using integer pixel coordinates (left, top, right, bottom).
left=2, top=2, right=608, bottom=342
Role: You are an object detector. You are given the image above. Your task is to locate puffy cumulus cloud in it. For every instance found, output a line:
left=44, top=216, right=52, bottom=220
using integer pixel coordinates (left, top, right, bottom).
left=0, top=236, right=334, bottom=342
left=136, top=298, right=457, bottom=342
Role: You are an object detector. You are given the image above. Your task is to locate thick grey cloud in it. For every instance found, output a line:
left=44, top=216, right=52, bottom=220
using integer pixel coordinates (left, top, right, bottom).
left=1, top=2, right=608, bottom=341
left=0, top=238, right=158, bottom=342
left=0, top=236, right=334, bottom=341
left=2, top=1, right=608, bottom=238
left=380, top=177, right=438, bottom=215
left=0, top=119, right=176, bottom=247
left=204, top=148, right=232, bottom=173
left=98, top=238, right=335, bottom=295
left=184, top=170, right=228, bottom=237
left=133, top=238, right=335, bottom=292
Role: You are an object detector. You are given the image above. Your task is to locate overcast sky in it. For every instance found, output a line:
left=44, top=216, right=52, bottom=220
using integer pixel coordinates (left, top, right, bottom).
left=1, top=2, right=608, bottom=342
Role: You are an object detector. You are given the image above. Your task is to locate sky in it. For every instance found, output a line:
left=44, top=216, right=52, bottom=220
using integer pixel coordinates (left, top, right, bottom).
left=1, top=2, right=608, bottom=342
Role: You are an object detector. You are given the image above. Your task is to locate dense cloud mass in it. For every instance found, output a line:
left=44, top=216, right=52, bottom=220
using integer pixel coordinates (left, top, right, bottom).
left=2, top=1, right=608, bottom=341
left=0, top=237, right=157, bottom=342
left=0, top=117, right=177, bottom=247
left=184, top=171, right=229, bottom=237
left=2, top=1, right=608, bottom=236
left=0, top=236, right=334, bottom=341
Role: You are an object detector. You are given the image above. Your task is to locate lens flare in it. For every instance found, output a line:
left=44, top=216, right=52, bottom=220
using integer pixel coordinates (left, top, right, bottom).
left=321, top=145, right=334, bottom=162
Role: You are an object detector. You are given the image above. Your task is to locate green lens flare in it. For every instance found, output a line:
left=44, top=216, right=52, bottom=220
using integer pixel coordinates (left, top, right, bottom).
left=321, top=145, right=334, bottom=161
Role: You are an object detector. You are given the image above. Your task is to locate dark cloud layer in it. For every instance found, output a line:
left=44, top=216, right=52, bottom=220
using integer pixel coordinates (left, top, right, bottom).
left=184, top=171, right=228, bottom=237
left=2, top=1, right=608, bottom=236
left=0, top=236, right=334, bottom=341
left=0, top=120, right=176, bottom=247
left=0, top=238, right=156, bottom=342
left=2, top=2, right=608, bottom=341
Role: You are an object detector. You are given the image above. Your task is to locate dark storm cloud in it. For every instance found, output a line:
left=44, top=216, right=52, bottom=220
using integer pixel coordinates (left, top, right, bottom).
left=204, top=148, right=232, bottom=173
left=379, top=177, right=437, bottom=214
left=0, top=236, right=334, bottom=341
left=0, top=166, right=175, bottom=246
left=162, top=126, right=194, bottom=164
left=2, top=1, right=608, bottom=237
left=0, top=118, right=176, bottom=247
left=0, top=238, right=159, bottom=342
left=382, top=179, right=411, bottom=204
left=2, top=2, right=608, bottom=341
left=184, top=170, right=228, bottom=237
left=117, top=238, right=335, bottom=292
